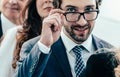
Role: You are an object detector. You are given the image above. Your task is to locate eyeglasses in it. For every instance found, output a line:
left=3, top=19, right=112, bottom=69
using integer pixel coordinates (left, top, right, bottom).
left=63, top=9, right=99, bottom=22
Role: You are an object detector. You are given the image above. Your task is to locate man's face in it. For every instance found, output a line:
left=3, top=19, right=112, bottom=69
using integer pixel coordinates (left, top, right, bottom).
left=0, top=0, right=27, bottom=23
left=36, top=0, right=55, bottom=19
left=61, top=0, right=97, bottom=44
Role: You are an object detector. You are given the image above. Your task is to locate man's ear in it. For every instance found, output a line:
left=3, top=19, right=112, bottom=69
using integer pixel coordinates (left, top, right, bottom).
left=97, top=0, right=102, bottom=6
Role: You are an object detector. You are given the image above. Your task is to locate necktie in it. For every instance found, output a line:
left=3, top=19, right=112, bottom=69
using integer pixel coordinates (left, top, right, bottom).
left=72, top=46, right=85, bottom=77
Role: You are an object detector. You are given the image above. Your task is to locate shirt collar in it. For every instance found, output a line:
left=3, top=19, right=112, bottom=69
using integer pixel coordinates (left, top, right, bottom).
left=61, top=30, right=93, bottom=53
left=81, top=34, right=93, bottom=52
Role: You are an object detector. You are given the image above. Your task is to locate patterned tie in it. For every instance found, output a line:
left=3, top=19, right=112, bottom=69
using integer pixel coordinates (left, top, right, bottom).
left=72, top=46, right=85, bottom=77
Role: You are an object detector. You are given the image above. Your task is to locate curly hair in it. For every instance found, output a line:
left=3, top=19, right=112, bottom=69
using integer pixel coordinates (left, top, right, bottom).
left=12, top=0, right=59, bottom=69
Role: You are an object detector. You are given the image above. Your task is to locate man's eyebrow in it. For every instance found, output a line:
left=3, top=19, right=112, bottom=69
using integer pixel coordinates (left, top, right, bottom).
left=65, top=5, right=95, bottom=9
left=65, top=5, right=76, bottom=8
left=86, top=5, right=95, bottom=8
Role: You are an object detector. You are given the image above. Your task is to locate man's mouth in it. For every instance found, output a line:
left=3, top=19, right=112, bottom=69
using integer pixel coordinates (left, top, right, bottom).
left=73, top=26, right=89, bottom=31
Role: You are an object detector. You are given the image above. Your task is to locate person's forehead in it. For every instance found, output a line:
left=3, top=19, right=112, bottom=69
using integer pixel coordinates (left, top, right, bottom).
left=61, top=0, right=96, bottom=8
left=1, top=0, right=6, bottom=2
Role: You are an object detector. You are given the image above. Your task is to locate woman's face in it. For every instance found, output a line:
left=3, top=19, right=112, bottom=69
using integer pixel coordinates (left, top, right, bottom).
left=36, top=0, right=55, bottom=19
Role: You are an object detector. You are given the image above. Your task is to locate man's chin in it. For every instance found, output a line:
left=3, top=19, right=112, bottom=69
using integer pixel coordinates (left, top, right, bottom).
left=73, top=36, right=87, bottom=43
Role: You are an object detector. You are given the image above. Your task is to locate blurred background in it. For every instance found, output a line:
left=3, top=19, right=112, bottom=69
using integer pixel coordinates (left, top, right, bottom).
left=92, top=0, right=120, bottom=48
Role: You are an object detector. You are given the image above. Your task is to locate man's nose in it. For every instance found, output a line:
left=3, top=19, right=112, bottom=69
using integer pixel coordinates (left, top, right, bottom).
left=9, top=0, right=17, bottom=4
left=76, top=15, right=87, bottom=26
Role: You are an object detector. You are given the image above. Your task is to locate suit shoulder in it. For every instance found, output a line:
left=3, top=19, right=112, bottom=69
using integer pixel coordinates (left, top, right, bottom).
left=22, top=36, right=40, bottom=49
left=20, top=36, right=40, bottom=58
left=92, top=35, right=115, bottom=49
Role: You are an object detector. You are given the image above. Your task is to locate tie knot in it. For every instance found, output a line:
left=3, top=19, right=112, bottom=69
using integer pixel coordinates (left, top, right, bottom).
left=72, top=46, right=83, bottom=55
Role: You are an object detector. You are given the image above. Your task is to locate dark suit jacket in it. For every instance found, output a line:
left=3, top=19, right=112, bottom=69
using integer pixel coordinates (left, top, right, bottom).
left=0, top=13, right=3, bottom=38
left=16, top=35, right=114, bottom=77
left=85, top=51, right=118, bottom=77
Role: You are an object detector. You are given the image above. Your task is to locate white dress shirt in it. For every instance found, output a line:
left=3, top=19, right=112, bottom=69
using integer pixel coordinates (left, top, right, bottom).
left=37, top=30, right=95, bottom=77
left=60, top=31, right=95, bottom=77
left=1, top=13, right=16, bottom=33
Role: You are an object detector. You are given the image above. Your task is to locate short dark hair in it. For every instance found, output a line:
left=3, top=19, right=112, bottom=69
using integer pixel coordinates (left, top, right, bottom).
left=86, top=48, right=119, bottom=77
left=58, top=0, right=102, bottom=9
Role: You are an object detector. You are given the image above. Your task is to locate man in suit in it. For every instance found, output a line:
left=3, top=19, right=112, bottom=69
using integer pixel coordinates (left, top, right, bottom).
left=0, top=0, right=27, bottom=38
left=16, top=0, right=114, bottom=77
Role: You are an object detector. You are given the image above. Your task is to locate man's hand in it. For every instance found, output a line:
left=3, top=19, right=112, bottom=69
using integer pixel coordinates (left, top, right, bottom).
left=40, top=9, right=64, bottom=48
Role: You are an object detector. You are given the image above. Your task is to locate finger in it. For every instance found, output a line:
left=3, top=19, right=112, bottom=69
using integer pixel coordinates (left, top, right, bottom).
left=49, top=9, right=65, bottom=15
left=43, top=17, right=59, bottom=30
left=47, top=14, right=62, bottom=26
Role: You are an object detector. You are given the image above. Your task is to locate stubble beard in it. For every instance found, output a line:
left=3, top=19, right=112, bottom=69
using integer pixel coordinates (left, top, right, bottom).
left=64, top=25, right=91, bottom=44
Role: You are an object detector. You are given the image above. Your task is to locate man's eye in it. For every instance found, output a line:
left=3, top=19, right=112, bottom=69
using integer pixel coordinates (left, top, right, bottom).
left=85, top=7, right=94, bottom=12
left=67, top=8, right=76, bottom=12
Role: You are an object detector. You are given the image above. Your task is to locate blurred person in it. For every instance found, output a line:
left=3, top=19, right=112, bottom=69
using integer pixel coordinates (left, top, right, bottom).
left=115, top=65, right=120, bottom=77
left=114, top=48, right=120, bottom=77
left=85, top=48, right=120, bottom=77
left=0, top=0, right=1, bottom=12
left=0, top=0, right=27, bottom=76
left=0, top=0, right=58, bottom=77
left=0, top=0, right=27, bottom=38
left=16, top=0, right=115, bottom=77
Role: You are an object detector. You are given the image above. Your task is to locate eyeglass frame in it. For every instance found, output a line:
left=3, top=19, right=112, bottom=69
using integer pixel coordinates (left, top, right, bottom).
left=63, top=9, right=99, bottom=22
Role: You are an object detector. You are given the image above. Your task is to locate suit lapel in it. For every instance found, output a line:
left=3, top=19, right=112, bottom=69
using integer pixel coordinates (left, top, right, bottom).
left=51, top=37, right=73, bottom=77
left=92, top=35, right=101, bottom=50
